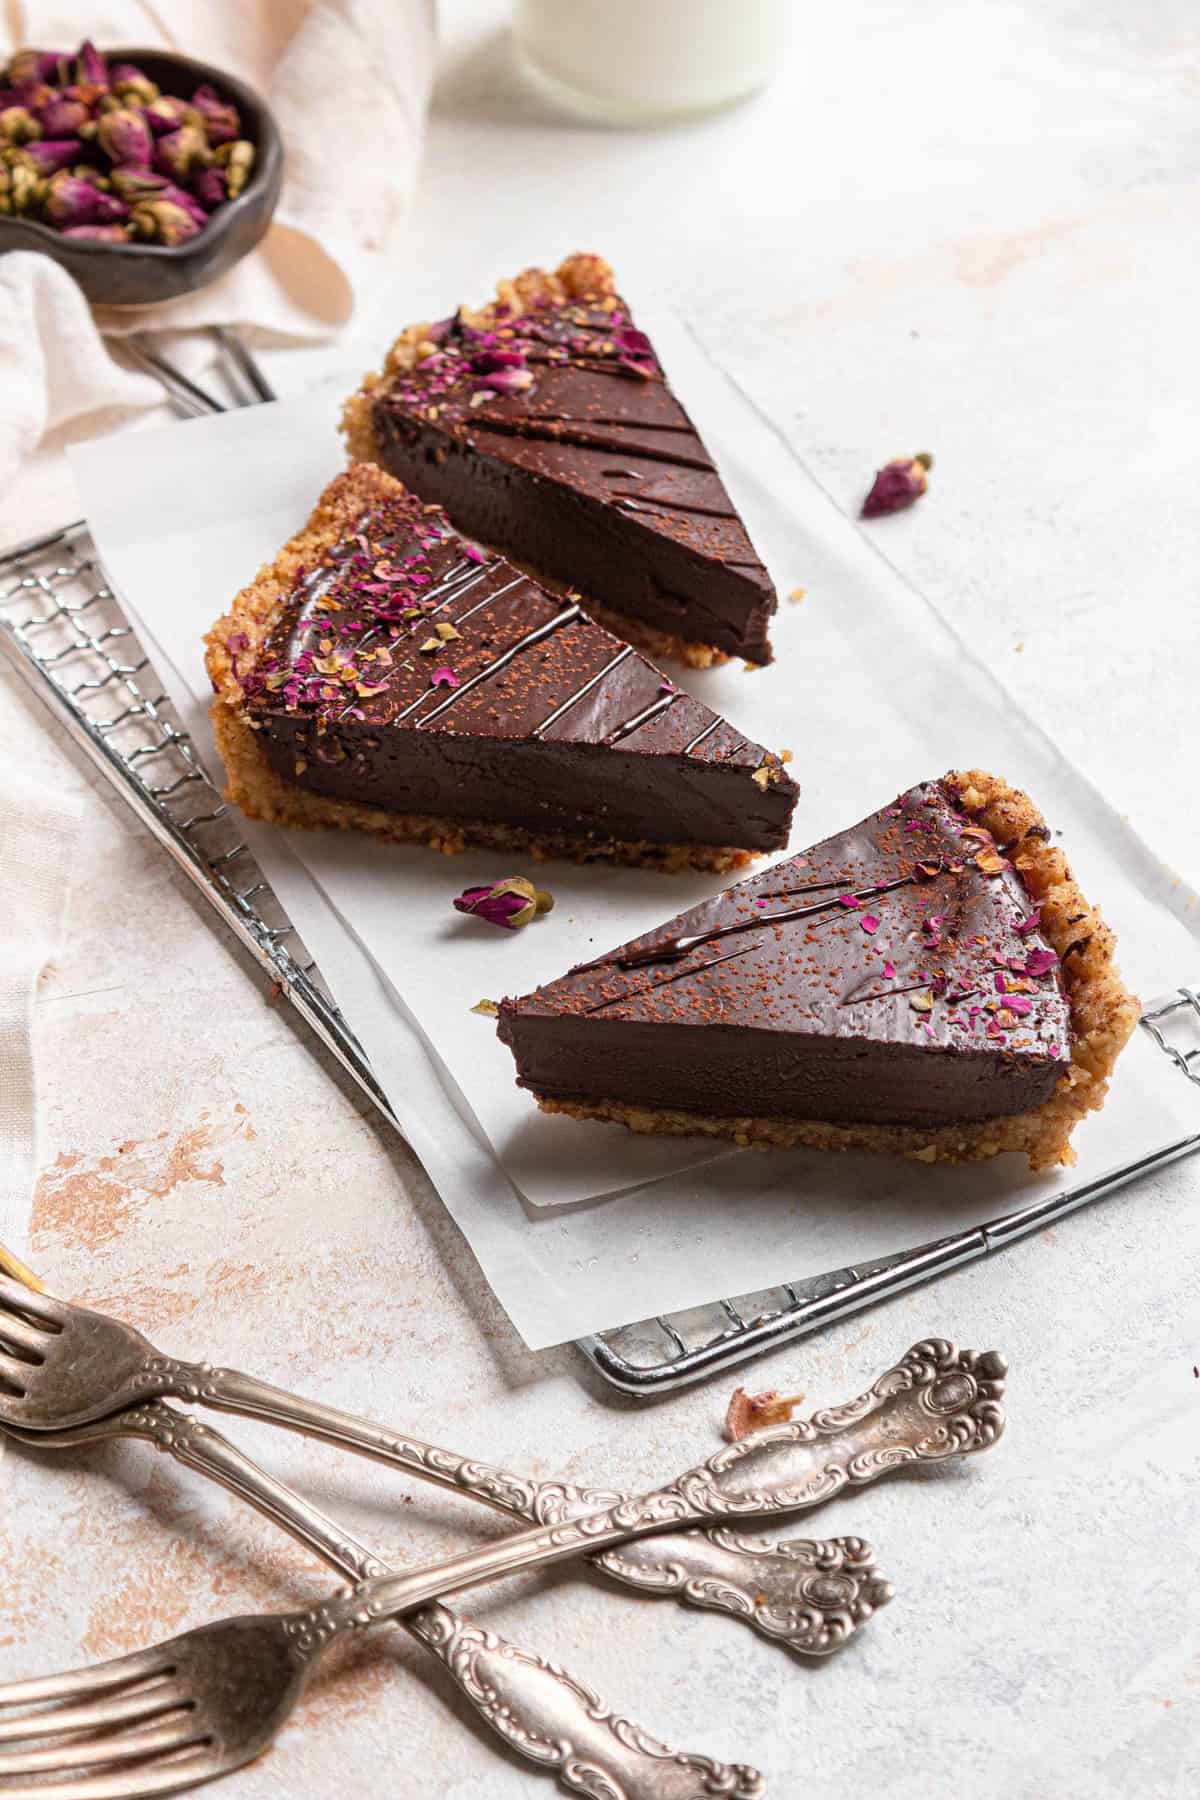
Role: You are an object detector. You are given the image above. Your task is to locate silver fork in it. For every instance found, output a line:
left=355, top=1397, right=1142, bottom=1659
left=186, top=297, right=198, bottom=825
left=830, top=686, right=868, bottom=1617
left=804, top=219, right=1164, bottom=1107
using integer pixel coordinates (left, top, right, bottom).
left=0, top=1271, right=889, bottom=1656
left=0, top=1339, right=1005, bottom=1797
left=0, top=1398, right=764, bottom=1799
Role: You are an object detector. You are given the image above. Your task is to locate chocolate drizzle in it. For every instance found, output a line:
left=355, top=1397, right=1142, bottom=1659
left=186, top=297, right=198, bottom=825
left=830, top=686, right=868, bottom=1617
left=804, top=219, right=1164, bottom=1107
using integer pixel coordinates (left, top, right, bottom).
left=366, top=263, right=779, bottom=662
left=239, top=470, right=799, bottom=855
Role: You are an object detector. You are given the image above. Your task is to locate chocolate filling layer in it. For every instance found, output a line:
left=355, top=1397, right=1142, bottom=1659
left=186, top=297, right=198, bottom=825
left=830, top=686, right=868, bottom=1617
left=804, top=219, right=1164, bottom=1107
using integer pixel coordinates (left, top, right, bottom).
left=499, top=780, right=1071, bottom=1128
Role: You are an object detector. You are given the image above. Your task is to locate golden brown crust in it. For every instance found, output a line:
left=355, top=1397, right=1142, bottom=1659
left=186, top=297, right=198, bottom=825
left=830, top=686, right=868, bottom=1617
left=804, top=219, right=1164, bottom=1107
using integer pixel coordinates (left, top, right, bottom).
left=339, top=254, right=740, bottom=668
left=203, top=462, right=755, bottom=874
left=520, top=771, right=1142, bottom=1172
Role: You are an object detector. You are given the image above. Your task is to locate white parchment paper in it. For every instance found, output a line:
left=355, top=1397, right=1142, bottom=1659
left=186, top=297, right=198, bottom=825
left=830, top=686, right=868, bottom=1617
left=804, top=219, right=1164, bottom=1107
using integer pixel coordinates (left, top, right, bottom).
left=70, top=305, right=1200, bottom=1348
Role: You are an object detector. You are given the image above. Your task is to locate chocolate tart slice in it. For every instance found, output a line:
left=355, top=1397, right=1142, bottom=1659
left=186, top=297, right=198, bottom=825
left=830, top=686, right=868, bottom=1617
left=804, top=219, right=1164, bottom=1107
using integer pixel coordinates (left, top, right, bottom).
left=498, top=772, right=1139, bottom=1169
left=342, top=253, right=777, bottom=668
left=204, top=464, right=797, bottom=870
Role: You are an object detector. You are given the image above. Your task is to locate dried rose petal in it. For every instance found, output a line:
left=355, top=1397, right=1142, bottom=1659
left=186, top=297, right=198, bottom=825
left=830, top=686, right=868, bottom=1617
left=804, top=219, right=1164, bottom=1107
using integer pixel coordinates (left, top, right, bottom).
left=861, top=453, right=933, bottom=520
left=429, top=665, right=459, bottom=689
left=471, top=347, right=525, bottom=375
left=724, top=1385, right=806, bottom=1442
left=476, top=366, right=534, bottom=396
left=1022, top=948, right=1059, bottom=978
left=453, top=876, right=554, bottom=931
left=1013, top=908, right=1042, bottom=936
left=860, top=913, right=881, bottom=935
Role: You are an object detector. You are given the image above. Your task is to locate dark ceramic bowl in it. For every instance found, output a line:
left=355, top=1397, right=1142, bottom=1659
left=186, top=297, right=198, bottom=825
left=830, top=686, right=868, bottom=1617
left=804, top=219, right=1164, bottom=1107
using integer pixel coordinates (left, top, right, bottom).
left=0, top=47, right=283, bottom=306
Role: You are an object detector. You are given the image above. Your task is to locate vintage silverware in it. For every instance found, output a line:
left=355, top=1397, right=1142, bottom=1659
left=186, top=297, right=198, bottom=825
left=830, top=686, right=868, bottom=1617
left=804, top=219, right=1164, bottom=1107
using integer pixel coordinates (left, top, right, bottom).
left=0, top=1271, right=892, bottom=1654
left=0, top=1340, right=1004, bottom=1795
left=0, top=1398, right=761, bottom=1799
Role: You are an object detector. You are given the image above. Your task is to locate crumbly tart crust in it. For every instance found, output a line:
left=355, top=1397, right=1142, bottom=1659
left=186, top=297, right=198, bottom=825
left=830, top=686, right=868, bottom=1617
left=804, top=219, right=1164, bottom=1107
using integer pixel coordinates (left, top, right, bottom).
left=516, top=772, right=1141, bottom=1171
left=204, top=463, right=779, bottom=872
left=341, top=253, right=769, bottom=668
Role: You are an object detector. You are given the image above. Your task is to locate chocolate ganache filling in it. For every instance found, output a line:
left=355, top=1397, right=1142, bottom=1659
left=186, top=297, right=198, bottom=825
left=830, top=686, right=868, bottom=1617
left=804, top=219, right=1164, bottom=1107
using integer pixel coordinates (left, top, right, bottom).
left=370, top=293, right=778, bottom=662
left=236, top=484, right=797, bottom=852
left=498, top=780, right=1072, bottom=1128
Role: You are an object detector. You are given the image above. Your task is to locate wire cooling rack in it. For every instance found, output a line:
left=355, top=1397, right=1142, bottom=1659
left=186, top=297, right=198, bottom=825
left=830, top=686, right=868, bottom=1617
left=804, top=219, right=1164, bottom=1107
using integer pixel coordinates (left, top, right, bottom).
left=3, top=520, right=1199, bottom=1397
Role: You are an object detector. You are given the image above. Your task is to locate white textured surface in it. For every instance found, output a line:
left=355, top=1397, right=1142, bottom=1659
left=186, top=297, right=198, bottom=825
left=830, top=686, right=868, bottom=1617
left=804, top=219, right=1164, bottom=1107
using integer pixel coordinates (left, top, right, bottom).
left=1, top=2, right=1198, bottom=1796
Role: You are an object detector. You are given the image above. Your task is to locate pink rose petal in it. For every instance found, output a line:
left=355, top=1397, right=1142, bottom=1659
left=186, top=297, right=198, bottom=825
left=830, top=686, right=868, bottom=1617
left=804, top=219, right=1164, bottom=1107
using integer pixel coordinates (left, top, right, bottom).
left=860, top=913, right=880, bottom=935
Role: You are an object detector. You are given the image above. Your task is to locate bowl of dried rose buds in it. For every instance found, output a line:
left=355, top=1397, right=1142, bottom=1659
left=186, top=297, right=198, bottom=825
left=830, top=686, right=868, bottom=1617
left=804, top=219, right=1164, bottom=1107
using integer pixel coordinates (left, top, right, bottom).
left=0, top=40, right=282, bottom=305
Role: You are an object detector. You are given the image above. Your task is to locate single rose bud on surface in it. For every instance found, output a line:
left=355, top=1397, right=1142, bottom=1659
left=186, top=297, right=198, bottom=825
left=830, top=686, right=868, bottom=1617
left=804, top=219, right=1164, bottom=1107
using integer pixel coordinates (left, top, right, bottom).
left=96, top=106, right=153, bottom=167
left=861, top=452, right=934, bottom=519
left=0, top=105, right=41, bottom=145
left=191, top=164, right=228, bottom=210
left=73, top=40, right=108, bottom=88
left=61, top=222, right=130, bottom=241
left=35, top=96, right=89, bottom=136
left=154, top=124, right=211, bottom=181
left=453, top=876, right=555, bottom=931
left=144, top=95, right=189, bottom=135
left=129, top=196, right=203, bottom=245
left=190, top=82, right=240, bottom=144
left=215, top=137, right=255, bottom=197
left=44, top=168, right=127, bottom=225
left=723, top=1385, right=807, bottom=1443
left=14, top=137, right=80, bottom=177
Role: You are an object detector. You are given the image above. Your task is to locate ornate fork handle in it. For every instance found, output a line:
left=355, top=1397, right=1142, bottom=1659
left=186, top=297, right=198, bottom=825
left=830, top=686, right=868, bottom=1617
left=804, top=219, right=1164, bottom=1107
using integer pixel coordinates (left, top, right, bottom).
left=23, top=1400, right=763, bottom=1800
left=293, top=1341, right=1008, bottom=1628
left=143, top=1359, right=893, bottom=1653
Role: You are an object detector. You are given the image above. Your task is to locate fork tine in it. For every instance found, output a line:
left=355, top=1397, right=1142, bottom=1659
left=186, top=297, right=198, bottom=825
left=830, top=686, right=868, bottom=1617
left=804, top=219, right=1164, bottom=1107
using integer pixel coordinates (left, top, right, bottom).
left=0, top=1271, right=65, bottom=1326
left=0, top=1309, right=49, bottom=1357
left=0, top=1346, right=33, bottom=1392
left=0, top=1678, right=185, bottom=1746
left=0, top=1750, right=214, bottom=1799
left=0, top=1647, right=170, bottom=1710
left=0, top=1715, right=204, bottom=1776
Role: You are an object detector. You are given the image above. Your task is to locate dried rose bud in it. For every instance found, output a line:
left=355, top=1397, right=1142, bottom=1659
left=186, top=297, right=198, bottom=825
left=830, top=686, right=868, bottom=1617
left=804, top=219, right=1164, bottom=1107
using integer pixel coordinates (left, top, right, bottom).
left=44, top=169, right=128, bottom=226
left=215, top=137, right=255, bottom=198
left=1, top=157, right=43, bottom=214
left=0, top=106, right=41, bottom=145
left=61, top=222, right=130, bottom=241
left=861, top=452, right=934, bottom=519
left=4, top=50, right=63, bottom=88
left=13, top=138, right=80, bottom=177
left=190, top=82, right=239, bottom=145
left=108, top=164, right=169, bottom=202
left=129, top=196, right=203, bottom=246
left=156, top=180, right=208, bottom=225
left=453, top=876, right=554, bottom=931
left=723, top=1385, right=806, bottom=1442
left=35, top=96, right=89, bottom=136
left=110, top=65, right=160, bottom=107
left=191, top=164, right=228, bottom=210
left=73, top=40, right=108, bottom=88
left=96, top=106, right=153, bottom=167
left=144, top=96, right=189, bottom=136
left=154, top=124, right=211, bottom=182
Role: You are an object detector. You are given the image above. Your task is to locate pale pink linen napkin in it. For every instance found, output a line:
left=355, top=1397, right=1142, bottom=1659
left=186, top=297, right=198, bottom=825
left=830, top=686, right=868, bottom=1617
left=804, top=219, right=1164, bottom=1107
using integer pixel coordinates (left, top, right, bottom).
left=0, top=0, right=437, bottom=492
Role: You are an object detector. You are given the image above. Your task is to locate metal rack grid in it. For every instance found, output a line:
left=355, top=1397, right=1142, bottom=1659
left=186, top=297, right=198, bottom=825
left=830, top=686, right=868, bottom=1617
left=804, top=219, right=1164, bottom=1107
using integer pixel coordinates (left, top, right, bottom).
left=4, top=520, right=1199, bottom=1398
